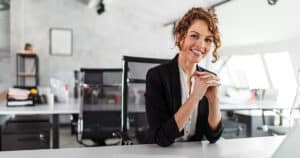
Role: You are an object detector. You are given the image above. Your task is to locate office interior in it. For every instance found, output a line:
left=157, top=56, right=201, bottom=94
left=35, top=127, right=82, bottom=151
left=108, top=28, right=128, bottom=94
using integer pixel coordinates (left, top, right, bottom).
left=0, top=0, right=300, bottom=157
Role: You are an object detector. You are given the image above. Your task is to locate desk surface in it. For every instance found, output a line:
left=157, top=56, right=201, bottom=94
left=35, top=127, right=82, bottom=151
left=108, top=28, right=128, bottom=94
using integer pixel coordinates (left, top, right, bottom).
left=0, top=99, right=80, bottom=115
left=220, top=103, right=299, bottom=111
left=0, top=99, right=297, bottom=115
left=0, top=136, right=284, bottom=158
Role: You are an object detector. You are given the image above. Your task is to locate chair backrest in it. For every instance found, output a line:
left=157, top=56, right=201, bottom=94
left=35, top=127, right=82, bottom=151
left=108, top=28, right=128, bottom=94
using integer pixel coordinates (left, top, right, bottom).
left=121, top=56, right=170, bottom=144
left=78, top=68, right=122, bottom=144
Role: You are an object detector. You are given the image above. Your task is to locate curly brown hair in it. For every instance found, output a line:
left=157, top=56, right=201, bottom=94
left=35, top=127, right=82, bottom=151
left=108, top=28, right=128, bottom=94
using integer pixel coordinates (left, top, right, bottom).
left=173, top=7, right=221, bottom=63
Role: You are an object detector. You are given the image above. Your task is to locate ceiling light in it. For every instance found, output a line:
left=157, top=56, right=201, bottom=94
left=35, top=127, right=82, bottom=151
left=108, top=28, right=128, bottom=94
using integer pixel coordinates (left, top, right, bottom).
left=267, top=0, right=278, bottom=5
left=97, top=0, right=105, bottom=15
left=0, top=0, right=9, bottom=11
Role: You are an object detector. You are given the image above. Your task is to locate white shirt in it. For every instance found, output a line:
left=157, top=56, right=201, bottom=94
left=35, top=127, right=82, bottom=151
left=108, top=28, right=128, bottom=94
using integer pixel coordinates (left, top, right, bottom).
left=178, top=65, right=199, bottom=141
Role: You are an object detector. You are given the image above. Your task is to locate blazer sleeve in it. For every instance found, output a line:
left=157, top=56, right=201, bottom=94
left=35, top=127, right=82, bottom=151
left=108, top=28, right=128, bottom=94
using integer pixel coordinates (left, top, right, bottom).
left=203, top=96, right=223, bottom=143
left=145, top=69, right=181, bottom=147
left=205, top=118, right=223, bottom=143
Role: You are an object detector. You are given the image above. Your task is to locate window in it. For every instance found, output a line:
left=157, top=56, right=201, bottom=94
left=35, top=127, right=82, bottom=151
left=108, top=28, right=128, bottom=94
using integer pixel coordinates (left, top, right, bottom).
left=218, top=51, right=297, bottom=108
left=264, top=52, right=297, bottom=107
left=219, top=54, right=269, bottom=89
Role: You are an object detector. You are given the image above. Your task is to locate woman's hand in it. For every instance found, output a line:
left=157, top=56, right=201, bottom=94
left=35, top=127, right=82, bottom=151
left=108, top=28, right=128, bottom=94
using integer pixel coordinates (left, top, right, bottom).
left=205, top=75, right=220, bottom=103
left=191, top=71, right=220, bottom=102
left=193, top=71, right=221, bottom=130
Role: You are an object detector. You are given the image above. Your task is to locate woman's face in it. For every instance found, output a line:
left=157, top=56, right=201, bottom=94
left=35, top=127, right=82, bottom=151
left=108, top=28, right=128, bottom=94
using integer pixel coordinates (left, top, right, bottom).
left=179, top=19, right=214, bottom=64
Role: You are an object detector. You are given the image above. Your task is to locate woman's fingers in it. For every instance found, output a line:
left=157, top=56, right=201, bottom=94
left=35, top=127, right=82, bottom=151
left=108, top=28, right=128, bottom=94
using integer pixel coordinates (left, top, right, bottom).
left=200, top=75, right=219, bottom=81
left=193, top=71, right=219, bottom=80
left=206, top=80, right=221, bottom=86
left=193, top=74, right=220, bottom=82
left=198, top=75, right=211, bottom=79
left=193, top=71, right=221, bottom=87
left=193, top=71, right=216, bottom=76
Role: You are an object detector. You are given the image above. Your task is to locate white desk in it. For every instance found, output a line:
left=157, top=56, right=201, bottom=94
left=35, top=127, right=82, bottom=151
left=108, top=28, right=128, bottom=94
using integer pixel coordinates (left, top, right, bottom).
left=0, top=99, right=80, bottom=148
left=220, top=103, right=300, bottom=111
left=0, top=136, right=284, bottom=158
left=0, top=100, right=80, bottom=115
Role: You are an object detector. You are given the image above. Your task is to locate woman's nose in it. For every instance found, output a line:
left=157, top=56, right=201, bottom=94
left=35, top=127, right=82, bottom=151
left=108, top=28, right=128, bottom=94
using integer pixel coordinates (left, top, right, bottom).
left=196, top=39, right=206, bottom=50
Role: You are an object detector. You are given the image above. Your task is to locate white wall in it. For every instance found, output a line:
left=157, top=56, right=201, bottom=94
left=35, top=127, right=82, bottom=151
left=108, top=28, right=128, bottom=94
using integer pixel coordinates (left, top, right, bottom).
left=0, top=10, right=10, bottom=54
left=9, top=0, right=177, bottom=89
left=1, top=0, right=300, bottom=92
left=0, top=8, right=11, bottom=90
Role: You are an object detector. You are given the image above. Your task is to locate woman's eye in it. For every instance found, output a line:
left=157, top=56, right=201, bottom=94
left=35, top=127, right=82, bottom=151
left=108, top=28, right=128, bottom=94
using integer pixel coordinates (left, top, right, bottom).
left=191, top=34, right=198, bottom=39
left=205, top=38, right=213, bottom=43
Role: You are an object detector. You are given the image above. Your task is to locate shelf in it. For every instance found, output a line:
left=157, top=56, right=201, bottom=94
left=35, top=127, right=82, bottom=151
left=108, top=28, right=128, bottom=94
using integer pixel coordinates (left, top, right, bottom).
left=16, top=53, right=38, bottom=57
left=17, top=72, right=36, bottom=77
left=16, top=53, right=39, bottom=87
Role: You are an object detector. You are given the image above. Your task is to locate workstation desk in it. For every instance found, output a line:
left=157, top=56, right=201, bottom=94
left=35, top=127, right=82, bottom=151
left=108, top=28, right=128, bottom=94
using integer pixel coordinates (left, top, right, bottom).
left=0, top=99, right=80, bottom=149
left=0, top=99, right=294, bottom=149
left=0, top=136, right=284, bottom=158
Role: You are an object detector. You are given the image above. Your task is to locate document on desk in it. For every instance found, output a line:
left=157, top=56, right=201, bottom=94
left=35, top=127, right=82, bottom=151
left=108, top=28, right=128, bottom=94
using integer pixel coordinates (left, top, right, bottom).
left=112, top=154, right=189, bottom=158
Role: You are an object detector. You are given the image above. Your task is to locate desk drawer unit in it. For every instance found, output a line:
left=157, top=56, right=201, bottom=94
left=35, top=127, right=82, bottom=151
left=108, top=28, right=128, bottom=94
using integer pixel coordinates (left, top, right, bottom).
left=1, top=120, right=50, bottom=151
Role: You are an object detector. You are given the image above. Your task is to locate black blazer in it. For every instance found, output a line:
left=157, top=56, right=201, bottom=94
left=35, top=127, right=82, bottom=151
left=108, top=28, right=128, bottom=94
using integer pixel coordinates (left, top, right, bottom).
left=145, top=54, right=223, bottom=147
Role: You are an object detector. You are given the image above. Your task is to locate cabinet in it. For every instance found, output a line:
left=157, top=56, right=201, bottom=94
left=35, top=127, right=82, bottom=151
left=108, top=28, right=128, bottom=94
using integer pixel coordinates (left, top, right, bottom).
left=1, top=116, right=50, bottom=151
left=16, top=53, right=39, bottom=88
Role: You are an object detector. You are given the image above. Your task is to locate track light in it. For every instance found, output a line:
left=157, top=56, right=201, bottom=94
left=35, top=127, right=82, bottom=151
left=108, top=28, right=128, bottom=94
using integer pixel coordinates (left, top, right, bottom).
left=0, top=0, right=9, bottom=11
left=267, top=0, right=278, bottom=5
left=97, top=0, right=105, bottom=15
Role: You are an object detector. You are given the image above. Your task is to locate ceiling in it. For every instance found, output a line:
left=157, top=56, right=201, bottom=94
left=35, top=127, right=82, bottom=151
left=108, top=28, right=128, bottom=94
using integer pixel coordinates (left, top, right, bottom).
left=216, top=0, right=300, bottom=47
left=104, top=0, right=300, bottom=47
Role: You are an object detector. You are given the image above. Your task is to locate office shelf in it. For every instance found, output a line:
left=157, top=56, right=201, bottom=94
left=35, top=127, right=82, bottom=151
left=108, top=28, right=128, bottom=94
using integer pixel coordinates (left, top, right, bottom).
left=17, top=72, right=36, bottom=77
left=16, top=53, right=39, bottom=88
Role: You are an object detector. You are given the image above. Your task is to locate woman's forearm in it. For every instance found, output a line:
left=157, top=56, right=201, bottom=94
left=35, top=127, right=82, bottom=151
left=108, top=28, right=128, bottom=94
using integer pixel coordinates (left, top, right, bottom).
left=174, top=95, right=199, bottom=131
left=207, top=97, right=221, bottom=130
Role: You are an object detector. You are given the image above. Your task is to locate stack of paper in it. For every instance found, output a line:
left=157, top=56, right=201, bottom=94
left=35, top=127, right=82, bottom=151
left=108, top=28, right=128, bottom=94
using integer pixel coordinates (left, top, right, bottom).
left=8, top=88, right=30, bottom=100
left=7, top=88, right=33, bottom=106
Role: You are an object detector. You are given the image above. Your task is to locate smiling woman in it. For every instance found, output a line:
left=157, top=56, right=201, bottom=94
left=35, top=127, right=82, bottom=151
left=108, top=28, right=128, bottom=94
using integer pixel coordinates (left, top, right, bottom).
left=145, top=7, right=223, bottom=147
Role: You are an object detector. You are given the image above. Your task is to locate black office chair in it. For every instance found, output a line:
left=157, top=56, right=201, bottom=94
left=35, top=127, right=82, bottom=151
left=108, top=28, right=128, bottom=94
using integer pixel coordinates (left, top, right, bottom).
left=121, top=56, right=170, bottom=144
left=77, top=68, right=123, bottom=146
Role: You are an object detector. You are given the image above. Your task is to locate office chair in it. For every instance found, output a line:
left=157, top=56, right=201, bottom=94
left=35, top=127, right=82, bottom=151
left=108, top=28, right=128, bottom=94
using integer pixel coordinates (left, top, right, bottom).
left=77, top=68, right=123, bottom=146
left=121, top=56, right=170, bottom=144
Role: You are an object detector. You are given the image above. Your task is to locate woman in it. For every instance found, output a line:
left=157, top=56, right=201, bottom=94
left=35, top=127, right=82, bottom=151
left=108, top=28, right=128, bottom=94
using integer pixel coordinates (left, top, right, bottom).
left=145, top=7, right=223, bottom=147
